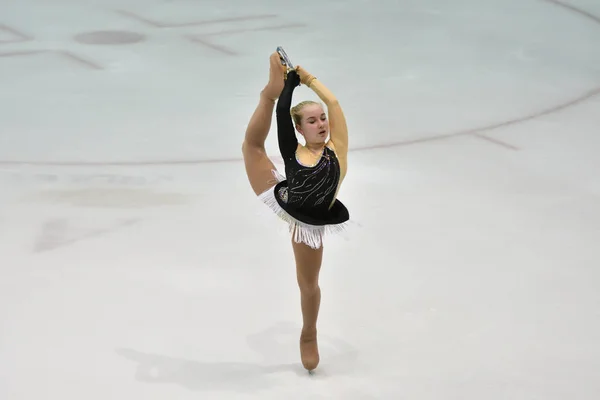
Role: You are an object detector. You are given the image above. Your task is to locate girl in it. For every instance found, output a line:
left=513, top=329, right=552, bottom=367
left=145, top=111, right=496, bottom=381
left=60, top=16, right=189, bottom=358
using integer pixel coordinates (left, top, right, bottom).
left=241, top=50, right=349, bottom=372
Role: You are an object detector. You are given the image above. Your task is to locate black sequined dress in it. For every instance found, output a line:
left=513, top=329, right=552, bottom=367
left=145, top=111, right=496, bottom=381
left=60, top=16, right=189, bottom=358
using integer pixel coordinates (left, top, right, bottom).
left=258, top=70, right=349, bottom=249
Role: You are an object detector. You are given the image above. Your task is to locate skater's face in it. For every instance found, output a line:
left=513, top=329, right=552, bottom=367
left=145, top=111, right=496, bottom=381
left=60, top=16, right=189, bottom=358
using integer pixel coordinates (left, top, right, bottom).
left=296, top=104, right=328, bottom=144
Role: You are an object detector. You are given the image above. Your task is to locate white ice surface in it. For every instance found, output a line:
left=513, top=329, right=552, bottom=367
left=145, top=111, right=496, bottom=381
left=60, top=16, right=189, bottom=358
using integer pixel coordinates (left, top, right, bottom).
left=1, top=0, right=600, bottom=399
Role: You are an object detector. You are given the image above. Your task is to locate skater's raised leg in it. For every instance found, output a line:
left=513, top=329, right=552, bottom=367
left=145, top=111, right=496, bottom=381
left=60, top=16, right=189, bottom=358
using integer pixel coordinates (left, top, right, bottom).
left=242, top=52, right=286, bottom=195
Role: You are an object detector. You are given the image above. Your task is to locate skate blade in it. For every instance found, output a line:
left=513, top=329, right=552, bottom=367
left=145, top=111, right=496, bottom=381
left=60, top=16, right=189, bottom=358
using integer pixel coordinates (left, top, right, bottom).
left=276, top=46, right=294, bottom=70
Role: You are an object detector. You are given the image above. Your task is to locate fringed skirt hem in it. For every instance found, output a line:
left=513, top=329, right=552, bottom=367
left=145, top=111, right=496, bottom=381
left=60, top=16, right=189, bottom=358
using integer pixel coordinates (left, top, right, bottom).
left=257, top=170, right=349, bottom=249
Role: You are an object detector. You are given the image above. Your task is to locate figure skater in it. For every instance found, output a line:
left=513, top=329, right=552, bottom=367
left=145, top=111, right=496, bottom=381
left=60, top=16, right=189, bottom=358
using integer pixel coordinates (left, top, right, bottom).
left=241, top=50, right=349, bottom=372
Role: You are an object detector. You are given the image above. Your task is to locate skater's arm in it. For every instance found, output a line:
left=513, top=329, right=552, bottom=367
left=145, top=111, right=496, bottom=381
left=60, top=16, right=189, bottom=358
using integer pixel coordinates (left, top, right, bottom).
left=296, top=66, right=348, bottom=157
left=309, top=80, right=348, bottom=157
left=276, top=71, right=300, bottom=159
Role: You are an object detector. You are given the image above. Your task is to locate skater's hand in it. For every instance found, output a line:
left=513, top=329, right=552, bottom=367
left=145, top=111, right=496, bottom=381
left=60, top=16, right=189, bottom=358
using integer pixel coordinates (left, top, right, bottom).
left=296, top=66, right=316, bottom=86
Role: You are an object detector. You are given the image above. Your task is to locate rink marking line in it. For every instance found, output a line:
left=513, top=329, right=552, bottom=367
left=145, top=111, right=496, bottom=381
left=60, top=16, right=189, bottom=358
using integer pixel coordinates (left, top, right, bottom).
left=0, top=1, right=598, bottom=166
left=198, top=23, right=307, bottom=37
left=115, top=10, right=278, bottom=28
left=54, top=50, right=104, bottom=70
left=186, top=23, right=307, bottom=55
left=542, top=0, right=600, bottom=24
left=115, top=10, right=304, bottom=56
left=0, top=23, right=33, bottom=43
left=186, top=36, right=238, bottom=55
left=459, top=85, right=600, bottom=151
left=2, top=87, right=599, bottom=167
left=471, top=134, right=520, bottom=151
left=0, top=49, right=103, bottom=69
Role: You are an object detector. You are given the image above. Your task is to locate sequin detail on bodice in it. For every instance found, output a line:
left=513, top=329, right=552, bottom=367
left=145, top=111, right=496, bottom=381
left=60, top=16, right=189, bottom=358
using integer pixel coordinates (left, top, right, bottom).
left=278, top=146, right=340, bottom=219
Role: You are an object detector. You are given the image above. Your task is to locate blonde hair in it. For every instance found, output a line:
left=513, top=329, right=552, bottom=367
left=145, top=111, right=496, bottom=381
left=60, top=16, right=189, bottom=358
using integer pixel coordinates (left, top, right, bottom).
left=290, top=101, right=322, bottom=126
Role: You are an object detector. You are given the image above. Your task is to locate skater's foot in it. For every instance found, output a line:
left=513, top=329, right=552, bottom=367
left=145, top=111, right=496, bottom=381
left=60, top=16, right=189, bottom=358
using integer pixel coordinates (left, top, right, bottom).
left=261, top=52, right=286, bottom=101
left=300, top=328, right=319, bottom=371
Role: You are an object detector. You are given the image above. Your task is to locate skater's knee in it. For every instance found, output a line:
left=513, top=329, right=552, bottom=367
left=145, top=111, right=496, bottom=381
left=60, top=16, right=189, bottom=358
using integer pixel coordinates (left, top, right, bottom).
left=298, top=280, right=319, bottom=296
left=242, top=140, right=265, bottom=156
left=241, top=140, right=251, bottom=154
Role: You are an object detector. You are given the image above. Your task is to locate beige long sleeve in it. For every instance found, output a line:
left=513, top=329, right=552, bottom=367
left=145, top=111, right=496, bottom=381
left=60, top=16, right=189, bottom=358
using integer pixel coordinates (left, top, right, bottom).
left=308, top=79, right=349, bottom=179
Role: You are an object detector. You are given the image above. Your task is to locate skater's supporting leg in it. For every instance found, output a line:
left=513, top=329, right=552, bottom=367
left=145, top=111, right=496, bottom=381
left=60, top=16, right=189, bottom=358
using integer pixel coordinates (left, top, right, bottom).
left=292, top=237, right=323, bottom=371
